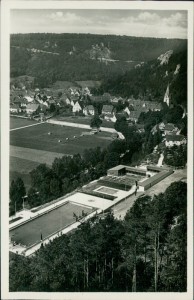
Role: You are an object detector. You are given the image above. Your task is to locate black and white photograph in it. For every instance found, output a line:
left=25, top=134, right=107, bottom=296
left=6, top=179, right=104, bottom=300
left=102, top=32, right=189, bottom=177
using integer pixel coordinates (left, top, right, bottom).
left=1, top=1, right=193, bottom=299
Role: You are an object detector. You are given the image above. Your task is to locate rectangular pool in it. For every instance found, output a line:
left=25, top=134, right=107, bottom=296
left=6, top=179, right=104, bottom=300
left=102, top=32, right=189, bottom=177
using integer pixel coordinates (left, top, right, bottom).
left=10, top=202, right=93, bottom=247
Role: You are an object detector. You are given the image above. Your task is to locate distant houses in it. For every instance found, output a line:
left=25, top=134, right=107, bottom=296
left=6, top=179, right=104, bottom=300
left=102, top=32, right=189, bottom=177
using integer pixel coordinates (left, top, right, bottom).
left=10, top=104, right=21, bottom=114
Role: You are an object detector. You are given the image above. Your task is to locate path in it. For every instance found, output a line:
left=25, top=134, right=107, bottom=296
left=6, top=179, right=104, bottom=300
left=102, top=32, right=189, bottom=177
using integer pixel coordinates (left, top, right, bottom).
left=10, top=121, right=46, bottom=132
left=113, top=192, right=144, bottom=220
left=47, top=119, right=117, bottom=133
left=113, top=168, right=187, bottom=219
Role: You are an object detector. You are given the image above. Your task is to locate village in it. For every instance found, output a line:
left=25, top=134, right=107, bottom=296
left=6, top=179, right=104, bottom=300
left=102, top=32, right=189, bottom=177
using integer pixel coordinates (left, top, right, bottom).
left=10, top=81, right=187, bottom=149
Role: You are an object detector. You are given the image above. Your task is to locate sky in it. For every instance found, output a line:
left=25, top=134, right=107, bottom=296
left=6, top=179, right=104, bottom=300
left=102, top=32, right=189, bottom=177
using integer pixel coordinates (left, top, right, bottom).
left=10, top=9, right=187, bottom=39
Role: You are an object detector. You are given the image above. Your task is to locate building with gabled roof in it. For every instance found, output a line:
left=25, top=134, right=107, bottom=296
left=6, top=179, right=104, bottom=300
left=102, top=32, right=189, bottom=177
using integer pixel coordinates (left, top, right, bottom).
left=83, top=105, right=96, bottom=116
left=102, top=105, right=114, bottom=115
left=165, top=134, right=187, bottom=147
left=26, top=103, right=40, bottom=114
left=72, top=101, right=83, bottom=113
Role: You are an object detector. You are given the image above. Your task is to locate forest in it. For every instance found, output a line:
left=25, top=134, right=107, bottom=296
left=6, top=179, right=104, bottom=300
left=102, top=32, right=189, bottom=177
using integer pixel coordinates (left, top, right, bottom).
left=97, top=50, right=187, bottom=107
left=10, top=33, right=187, bottom=88
left=9, top=181, right=187, bottom=292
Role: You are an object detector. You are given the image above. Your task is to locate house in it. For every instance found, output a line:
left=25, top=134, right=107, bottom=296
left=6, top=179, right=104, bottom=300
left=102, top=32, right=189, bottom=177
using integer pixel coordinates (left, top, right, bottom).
left=163, top=123, right=180, bottom=135
left=23, top=95, right=34, bottom=103
left=101, top=105, right=115, bottom=115
left=128, top=110, right=142, bottom=123
left=104, top=113, right=117, bottom=123
left=26, top=103, right=40, bottom=115
left=165, top=135, right=187, bottom=147
left=116, top=110, right=128, bottom=119
left=65, top=97, right=71, bottom=105
left=10, top=104, right=21, bottom=113
left=83, top=105, right=96, bottom=116
left=72, top=101, right=83, bottom=113
left=136, top=124, right=145, bottom=133
left=124, top=107, right=130, bottom=116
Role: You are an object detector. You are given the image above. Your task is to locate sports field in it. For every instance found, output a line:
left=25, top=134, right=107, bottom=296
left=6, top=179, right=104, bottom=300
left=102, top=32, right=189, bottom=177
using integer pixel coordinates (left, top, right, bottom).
left=10, top=117, right=37, bottom=130
left=10, top=121, right=112, bottom=155
left=10, top=202, right=93, bottom=247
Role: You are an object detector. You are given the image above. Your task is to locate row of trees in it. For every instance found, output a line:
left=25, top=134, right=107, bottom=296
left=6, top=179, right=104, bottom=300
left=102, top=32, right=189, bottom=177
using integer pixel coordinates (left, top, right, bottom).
left=9, top=181, right=187, bottom=292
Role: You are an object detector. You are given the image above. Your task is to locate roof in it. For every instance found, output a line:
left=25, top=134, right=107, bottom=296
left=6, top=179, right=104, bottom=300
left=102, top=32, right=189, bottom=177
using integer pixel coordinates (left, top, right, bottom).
left=164, top=123, right=176, bottom=131
left=26, top=103, right=39, bottom=110
left=84, top=105, right=95, bottom=111
left=166, top=134, right=186, bottom=142
left=10, top=104, right=20, bottom=109
left=108, top=165, right=126, bottom=171
left=102, top=105, right=114, bottom=113
left=128, top=110, right=142, bottom=119
left=24, top=96, right=34, bottom=102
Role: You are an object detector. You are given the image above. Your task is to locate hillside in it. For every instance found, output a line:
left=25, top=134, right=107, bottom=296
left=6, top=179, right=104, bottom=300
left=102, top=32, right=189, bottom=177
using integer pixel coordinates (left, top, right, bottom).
left=99, top=49, right=187, bottom=107
left=10, top=33, right=187, bottom=87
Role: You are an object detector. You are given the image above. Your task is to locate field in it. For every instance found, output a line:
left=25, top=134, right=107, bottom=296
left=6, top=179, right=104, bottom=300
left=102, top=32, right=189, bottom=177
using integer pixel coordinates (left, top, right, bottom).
left=10, top=117, right=113, bottom=189
left=10, top=202, right=93, bottom=247
left=10, top=122, right=112, bottom=155
left=10, top=117, right=37, bottom=130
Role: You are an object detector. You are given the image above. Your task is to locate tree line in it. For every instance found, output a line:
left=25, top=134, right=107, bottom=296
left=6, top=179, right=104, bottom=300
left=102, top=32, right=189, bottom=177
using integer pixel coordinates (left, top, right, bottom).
left=9, top=181, right=187, bottom=292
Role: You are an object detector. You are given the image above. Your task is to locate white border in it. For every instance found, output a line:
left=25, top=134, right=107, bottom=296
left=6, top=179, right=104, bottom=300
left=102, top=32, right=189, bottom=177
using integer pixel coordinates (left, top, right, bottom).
left=1, top=1, right=193, bottom=300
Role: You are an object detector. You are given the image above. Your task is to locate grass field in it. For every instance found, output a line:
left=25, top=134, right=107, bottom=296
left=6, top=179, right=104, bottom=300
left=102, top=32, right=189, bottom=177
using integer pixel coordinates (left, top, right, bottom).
left=10, top=202, right=93, bottom=247
left=10, top=122, right=112, bottom=155
left=10, top=117, right=37, bottom=130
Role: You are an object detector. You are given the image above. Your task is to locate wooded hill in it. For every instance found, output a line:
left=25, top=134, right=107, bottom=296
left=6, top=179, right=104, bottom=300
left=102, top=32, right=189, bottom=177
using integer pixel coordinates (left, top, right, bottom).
left=10, top=33, right=187, bottom=86
left=98, top=50, right=187, bottom=108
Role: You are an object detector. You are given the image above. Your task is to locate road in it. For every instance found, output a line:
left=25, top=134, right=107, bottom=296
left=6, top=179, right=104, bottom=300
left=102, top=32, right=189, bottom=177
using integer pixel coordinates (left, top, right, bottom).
left=113, top=168, right=187, bottom=220
left=113, top=192, right=144, bottom=220
left=47, top=119, right=117, bottom=133
left=10, top=121, right=46, bottom=131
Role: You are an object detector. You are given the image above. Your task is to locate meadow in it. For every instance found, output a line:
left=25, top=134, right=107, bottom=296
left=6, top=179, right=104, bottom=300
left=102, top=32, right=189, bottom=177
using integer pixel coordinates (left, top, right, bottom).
left=10, top=117, right=37, bottom=130
left=10, top=122, right=112, bottom=155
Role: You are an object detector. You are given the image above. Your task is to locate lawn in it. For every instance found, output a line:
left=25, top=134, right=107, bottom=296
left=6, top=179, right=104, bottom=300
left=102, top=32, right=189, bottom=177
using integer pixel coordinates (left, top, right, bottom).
left=10, top=202, right=93, bottom=247
left=10, top=117, right=37, bottom=130
left=10, top=123, right=112, bottom=155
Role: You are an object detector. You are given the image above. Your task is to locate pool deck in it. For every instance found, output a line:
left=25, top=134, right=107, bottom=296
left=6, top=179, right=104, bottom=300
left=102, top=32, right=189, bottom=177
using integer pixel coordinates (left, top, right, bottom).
left=9, top=185, right=136, bottom=256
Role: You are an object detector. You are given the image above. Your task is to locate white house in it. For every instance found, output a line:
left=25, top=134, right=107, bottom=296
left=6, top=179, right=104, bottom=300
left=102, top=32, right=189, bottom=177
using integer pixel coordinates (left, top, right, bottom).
left=102, top=105, right=115, bottom=115
left=83, top=105, right=95, bottom=116
left=124, top=107, right=130, bottom=116
left=23, top=95, right=34, bottom=103
left=165, top=135, right=187, bottom=147
left=72, top=101, right=83, bottom=113
left=26, top=103, right=40, bottom=115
